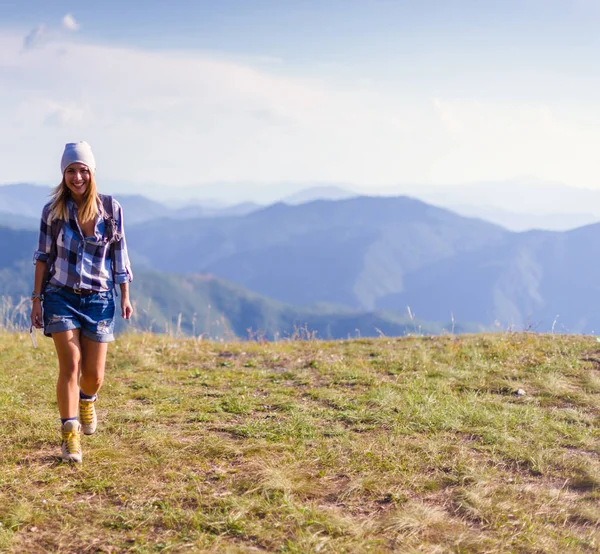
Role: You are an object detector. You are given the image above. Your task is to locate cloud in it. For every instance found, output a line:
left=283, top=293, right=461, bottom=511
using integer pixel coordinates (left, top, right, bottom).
left=43, top=102, right=91, bottom=127
left=21, top=14, right=79, bottom=51
left=1, top=28, right=600, bottom=190
left=22, top=25, right=45, bottom=50
left=429, top=98, right=597, bottom=185
left=61, top=14, right=80, bottom=32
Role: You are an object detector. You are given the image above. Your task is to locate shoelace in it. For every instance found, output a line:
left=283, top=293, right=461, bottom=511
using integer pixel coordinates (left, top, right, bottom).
left=80, top=401, right=95, bottom=425
left=63, top=430, right=81, bottom=454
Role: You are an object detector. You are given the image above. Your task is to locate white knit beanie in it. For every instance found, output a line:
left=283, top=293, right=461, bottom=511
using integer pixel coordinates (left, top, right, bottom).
left=61, top=141, right=96, bottom=174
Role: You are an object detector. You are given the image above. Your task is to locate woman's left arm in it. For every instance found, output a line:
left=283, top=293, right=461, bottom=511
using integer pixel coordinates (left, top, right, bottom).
left=119, top=282, right=133, bottom=320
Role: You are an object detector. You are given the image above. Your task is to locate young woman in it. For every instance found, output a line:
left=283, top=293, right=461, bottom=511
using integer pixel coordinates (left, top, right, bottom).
left=30, top=141, right=133, bottom=463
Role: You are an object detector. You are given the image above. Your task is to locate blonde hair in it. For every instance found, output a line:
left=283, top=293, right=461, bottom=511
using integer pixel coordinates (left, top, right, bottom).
left=49, top=172, right=100, bottom=224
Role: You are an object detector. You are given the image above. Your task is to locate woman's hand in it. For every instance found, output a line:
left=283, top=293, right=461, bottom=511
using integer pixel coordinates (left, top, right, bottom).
left=30, top=300, right=43, bottom=329
left=121, top=296, right=133, bottom=320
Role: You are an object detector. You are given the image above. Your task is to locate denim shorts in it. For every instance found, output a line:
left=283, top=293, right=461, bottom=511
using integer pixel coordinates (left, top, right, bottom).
left=43, top=285, right=116, bottom=343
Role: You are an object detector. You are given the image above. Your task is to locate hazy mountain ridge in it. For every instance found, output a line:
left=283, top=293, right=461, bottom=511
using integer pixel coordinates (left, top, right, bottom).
left=0, top=184, right=260, bottom=229
left=5, top=191, right=600, bottom=333
left=0, top=211, right=39, bottom=231
left=0, top=184, right=54, bottom=218
left=0, top=227, right=38, bottom=267
left=123, top=195, right=600, bottom=332
left=388, top=179, right=600, bottom=217
left=4, top=180, right=600, bottom=232
left=375, top=223, right=600, bottom=332
left=127, top=196, right=509, bottom=310
left=282, top=186, right=357, bottom=205
left=0, top=228, right=458, bottom=339
left=442, top=204, right=600, bottom=232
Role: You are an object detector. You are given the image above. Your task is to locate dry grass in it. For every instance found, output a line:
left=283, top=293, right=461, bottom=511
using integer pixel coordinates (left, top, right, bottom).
left=0, top=331, right=599, bottom=552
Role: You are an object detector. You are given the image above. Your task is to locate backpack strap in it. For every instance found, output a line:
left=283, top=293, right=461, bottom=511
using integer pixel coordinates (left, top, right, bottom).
left=100, top=195, right=120, bottom=295
left=100, top=195, right=119, bottom=241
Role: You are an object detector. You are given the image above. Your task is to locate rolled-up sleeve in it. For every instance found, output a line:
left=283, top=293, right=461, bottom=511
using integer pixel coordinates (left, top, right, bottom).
left=112, top=200, right=133, bottom=284
left=33, top=203, right=53, bottom=264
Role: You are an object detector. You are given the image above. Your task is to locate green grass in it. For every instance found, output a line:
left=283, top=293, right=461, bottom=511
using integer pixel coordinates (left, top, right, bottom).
left=0, top=331, right=599, bottom=552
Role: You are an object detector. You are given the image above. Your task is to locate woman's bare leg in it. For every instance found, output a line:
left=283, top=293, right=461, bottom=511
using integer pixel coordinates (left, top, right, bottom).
left=52, top=329, right=82, bottom=419
left=79, top=335, right=108, bottom=396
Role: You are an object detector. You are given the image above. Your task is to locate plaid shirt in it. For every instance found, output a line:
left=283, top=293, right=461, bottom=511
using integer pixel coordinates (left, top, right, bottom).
left=33, top=195, right=133, bottom=292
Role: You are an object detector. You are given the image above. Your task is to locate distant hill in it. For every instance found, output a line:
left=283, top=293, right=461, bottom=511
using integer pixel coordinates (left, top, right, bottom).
left=388, top=179, right=600, bottom=219
left=443, top=204, right=600, bottom=232
left=7, top=181, right=600, bottom=233
left=0, top=227, right=460, bottom=339
left=126, top=196, right=509, bottom=310
left=0, top=227, right=38, bottom=268
left=172, top=201, right=261, bottom=219
left=8, top=191, right=600, bottom=333
left=376, top=223, right=600, bottom=333
left=0, top=264, right=460, bottom=340
left=0, top=184, right=260, bottom=229
left=114, top=196, right=260, bottom=223
left=0, top=211, right=39, bottom=231
left=100, top=180, right=358, bottom=205
left=0, top=184, right=54, bottom=218
left=282, top=186, right=357, bottom=205
left=123, top=194, right=600, bottom=332
left=113, top=195, right=171, bottom=225
left=124, top=270, right=459, bottom=339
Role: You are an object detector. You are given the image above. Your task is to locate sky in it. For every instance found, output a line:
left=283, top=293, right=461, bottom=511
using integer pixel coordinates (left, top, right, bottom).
left=1, top=0, right=599, bottom=196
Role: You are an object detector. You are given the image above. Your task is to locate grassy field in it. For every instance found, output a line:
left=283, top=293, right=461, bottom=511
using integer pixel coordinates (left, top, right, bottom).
left=0, top=331, right=598, bottom=553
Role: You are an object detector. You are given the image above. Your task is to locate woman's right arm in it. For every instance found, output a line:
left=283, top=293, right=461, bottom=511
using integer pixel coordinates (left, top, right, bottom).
left=30, top=260, right=47, bottom=328
left=30, top=204, right=53, bottom=328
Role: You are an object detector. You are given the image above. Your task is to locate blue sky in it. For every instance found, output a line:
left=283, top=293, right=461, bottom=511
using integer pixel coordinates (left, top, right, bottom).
left=1, top=0, right=599, bottom=193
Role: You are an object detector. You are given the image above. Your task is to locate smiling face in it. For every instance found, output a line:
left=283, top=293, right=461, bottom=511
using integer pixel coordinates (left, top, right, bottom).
left=63, top=162, right=91, bottom=200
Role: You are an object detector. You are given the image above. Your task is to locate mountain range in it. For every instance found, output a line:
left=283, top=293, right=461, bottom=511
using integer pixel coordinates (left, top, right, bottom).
left=3, top=184, right=600, bottom=335
left=0, top=242, right=458, bottom=340
left=6, top=180, right=600, bottom=232
left=0, top=184, right=260, bottom=228
left=126, top=196, right=507, bottom=309
left=122, top=195, right=600, bottom=332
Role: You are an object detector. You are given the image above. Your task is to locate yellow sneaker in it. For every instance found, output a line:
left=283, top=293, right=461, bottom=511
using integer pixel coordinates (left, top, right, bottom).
left=61, top=420, right=82, bottom=463
left=79, top=398, right=97, bottom=435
